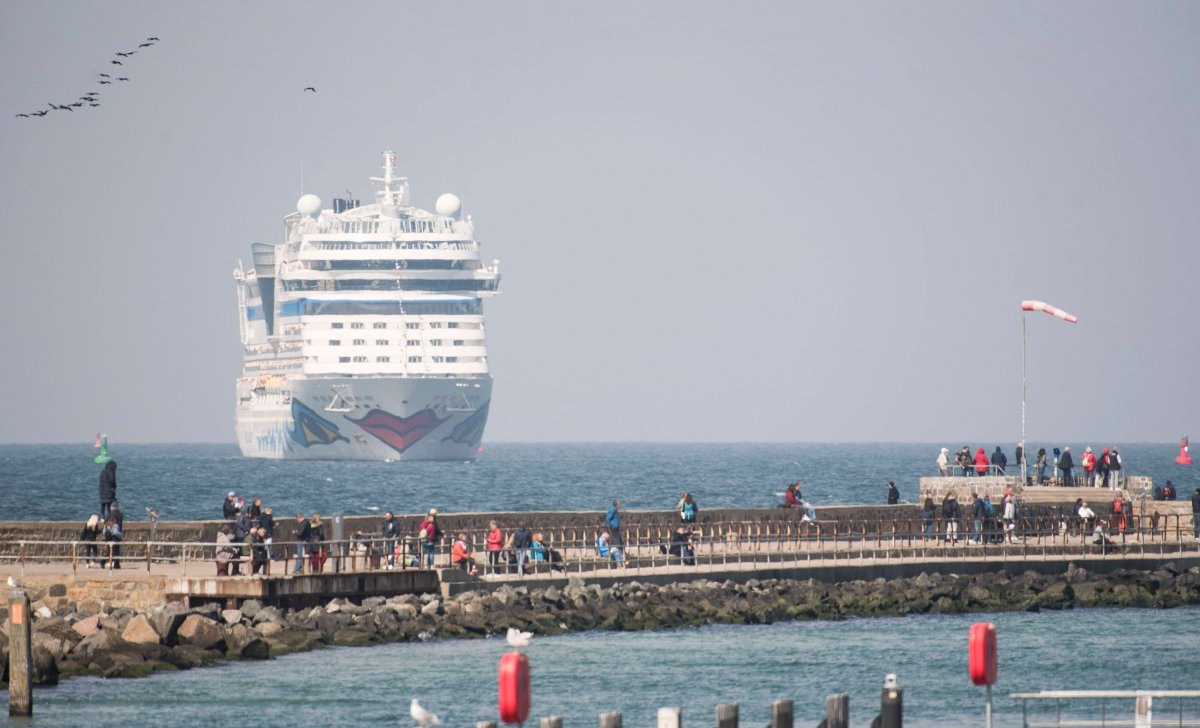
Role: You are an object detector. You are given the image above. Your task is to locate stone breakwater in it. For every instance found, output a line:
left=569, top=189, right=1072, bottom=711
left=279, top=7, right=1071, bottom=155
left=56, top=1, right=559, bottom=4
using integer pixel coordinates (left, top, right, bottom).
left=3, top=563, right=1199, bottom=686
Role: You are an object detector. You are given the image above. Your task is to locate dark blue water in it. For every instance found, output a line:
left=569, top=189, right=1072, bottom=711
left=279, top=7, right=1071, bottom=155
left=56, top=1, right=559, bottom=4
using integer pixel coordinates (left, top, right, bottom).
left=0, top=442, right=1189, bottom=522
left=6, top=606, right=1198, bottom=727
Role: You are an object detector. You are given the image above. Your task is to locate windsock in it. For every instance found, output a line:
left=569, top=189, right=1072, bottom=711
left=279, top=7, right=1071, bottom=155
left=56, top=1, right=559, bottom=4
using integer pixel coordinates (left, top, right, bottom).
left=1021, top=300, right=1078, bottom=323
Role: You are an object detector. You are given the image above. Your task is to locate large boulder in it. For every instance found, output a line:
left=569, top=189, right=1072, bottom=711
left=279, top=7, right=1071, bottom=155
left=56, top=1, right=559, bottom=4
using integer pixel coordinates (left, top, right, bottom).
left=121, top=615, right=161, bottom=646
left=72, top=614, right=101, bottom=638
left=176, top=615, right=226, bottom=652
left=149, top=606, right=188, bottom=647
left=239, top=599, right=263, bottom=619
left=221, top=609, right=243, bottom=625
left=227, top=624, right=270, bottom=660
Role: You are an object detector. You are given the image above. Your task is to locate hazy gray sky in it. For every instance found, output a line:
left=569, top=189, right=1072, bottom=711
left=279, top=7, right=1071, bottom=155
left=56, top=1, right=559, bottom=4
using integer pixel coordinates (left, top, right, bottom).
left=2, top=1, right=1197, bottom=445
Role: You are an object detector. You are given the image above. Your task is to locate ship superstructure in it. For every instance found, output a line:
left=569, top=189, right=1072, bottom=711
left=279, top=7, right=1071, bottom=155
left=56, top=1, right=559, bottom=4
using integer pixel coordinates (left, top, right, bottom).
left=233, top=150, right=499, bottom=460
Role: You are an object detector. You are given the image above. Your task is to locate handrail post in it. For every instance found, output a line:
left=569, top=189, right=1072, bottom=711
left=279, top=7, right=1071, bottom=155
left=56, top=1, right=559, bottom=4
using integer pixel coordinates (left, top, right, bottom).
left=716, top=702, right=738, bottom=728
left=771, top=699, right=793, bottom=728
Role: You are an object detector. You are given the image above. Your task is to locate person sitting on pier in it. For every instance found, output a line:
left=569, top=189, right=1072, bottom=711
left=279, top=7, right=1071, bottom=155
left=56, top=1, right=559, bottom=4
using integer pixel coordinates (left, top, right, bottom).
left=668, top=527, right=696, bottom=566
left=1092, top=519, right=1120, bottom=554
left=596, top=529, right=624, bottom=568
left=678, top=491, right=698, bottom=523
left=530, top=531, right=565, bottom=572
left=450, top=532, right=479, bottom=576
left=1077, top=500, right=1096, bottom=537
left=783, top=482, right=803, bottom=508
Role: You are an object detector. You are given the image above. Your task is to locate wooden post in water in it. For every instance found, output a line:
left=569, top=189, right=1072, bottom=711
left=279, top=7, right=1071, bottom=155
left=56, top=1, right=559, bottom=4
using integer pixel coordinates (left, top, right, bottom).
left=657, top=706, right=682, bottom=727
left=716, top=702, right=738, bottom=728
left=8, top=589, right=33, bottom=716
left=599, top=710, right=623, bottom=728
left=825, top=693, right=849, bottom=728
left=539, top=717, right=563, bottom=728
left=770, top=699, right=793, bottom=728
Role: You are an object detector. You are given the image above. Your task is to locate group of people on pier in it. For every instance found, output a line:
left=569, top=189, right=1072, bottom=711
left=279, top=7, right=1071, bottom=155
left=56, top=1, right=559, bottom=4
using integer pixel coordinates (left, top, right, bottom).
left=935, top=445, right=1126, bottom=488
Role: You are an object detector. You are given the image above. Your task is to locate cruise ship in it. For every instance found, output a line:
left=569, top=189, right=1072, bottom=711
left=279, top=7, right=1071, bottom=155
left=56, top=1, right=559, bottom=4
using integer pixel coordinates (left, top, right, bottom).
left=232, top=150, right=499, bottom=460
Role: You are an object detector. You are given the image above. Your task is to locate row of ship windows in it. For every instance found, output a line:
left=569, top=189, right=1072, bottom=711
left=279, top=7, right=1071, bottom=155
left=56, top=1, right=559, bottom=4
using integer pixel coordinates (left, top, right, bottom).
left=322, top=340, right=471, bottom=346
left=282, top=279, right=498, bottom=292
left=329, top=321, right=462, bottom=329
left=328, top=356, right=463, bottom=363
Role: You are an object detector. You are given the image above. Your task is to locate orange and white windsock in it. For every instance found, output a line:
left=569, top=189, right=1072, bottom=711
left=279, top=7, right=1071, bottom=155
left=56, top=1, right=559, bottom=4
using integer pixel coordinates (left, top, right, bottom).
left=1021, top=300, right=1078, bottom=323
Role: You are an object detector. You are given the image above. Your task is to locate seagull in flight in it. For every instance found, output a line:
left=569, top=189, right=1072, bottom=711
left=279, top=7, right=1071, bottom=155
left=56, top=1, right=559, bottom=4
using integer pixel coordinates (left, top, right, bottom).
left=111, top=60, right=123, bottom=65
left=117, top=77, right=130, bottom=82
left=33, top=110, right=49, bottom=117
left=99, top=80, right=112, bottom=85
left=138, top=42, right=154, bottom=48
left=116, top=51, right=135, bottom=57
left=147, top=36, right=160, bottom=41
left=303, top=87, right=316, bottom=93
left=409, top=698, right=441, bottom=726
left=99, top=73, right=111, bottom=78
left=89, top=103, right=100, bottom=107
left=16, top=113, right=30, bottom=118
left=506, top=627, right=533, bottom=649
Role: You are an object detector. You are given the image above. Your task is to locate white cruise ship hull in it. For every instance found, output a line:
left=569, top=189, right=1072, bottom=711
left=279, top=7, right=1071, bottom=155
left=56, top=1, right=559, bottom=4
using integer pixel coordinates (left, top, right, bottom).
left=235, top=376, right=492, bottom=461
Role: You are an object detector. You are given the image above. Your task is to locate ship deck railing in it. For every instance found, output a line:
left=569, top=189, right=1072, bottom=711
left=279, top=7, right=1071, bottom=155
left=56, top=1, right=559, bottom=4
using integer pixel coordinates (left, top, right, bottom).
left=1, top=513, right=1196, bottom=579
left=1009, top=690, right=1200, bottom=727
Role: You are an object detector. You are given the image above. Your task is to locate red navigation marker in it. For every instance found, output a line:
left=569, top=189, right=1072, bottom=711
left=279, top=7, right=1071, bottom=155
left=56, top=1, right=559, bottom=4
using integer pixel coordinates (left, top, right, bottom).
left=969, top=622, right=998, bottom=686
left=498, top=651, right=530, bottom=724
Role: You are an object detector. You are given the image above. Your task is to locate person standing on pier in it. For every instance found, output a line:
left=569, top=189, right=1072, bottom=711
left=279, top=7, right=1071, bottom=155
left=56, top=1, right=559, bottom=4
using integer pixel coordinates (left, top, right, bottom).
left=103, top=514, right=122, bottom=569
left=309, top=514, right=327, bottom=573
left=417, top=509, right=441, bottom=568
left=942, top=492, right=962, bottom=543
left=974, top=448, right=990, bottom=476
left=1108, top=447, right=1123, bottom=489
left=1059, top=447, right=1075, bottom=487
left=1097, top=448, right=1111, bottom=488
left=98, top=460, right=118, bottom=520
left=970, top=493, right=986, bottom=544
left=1082, top=447, right=1096, bottom=487
left=260, top=506, right=276, bottom=560
left=937, top=448, right=950, bottom=476
left=382, top=512, right=400, bottom=569
left=486, top=520, right=504, bottom=575
left=921, top=493, right=936, bottom=540
left=223, top=492, right=239, bottom=520
left=678, top=491, right=698, bottom=523
left=80, top=513, right=103, bottom=567
left=1191, top=488, right=1200, bottom=538
left=292, top=513, right=311, bottom=574
left=991, top=447, right=1007, bottom=476
left=886, top=481, right=900, bottom=505
left=606, top=500, right=623, bottom=546
left=1035, top=448, right=1048, bottom=485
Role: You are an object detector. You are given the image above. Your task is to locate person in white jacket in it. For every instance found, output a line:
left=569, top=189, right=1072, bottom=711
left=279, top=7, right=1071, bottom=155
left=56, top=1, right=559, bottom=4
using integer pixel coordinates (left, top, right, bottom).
left=1003, top=493, right=1019, bottom=543
left=936, top=448, right=950, bottom=476
left=1077, top=500, right=1096, bottom=537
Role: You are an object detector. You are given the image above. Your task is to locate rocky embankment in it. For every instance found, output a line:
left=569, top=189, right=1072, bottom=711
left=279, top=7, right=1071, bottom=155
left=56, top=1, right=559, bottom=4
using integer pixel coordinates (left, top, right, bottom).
left=3, top=563, right=1199, bottom=686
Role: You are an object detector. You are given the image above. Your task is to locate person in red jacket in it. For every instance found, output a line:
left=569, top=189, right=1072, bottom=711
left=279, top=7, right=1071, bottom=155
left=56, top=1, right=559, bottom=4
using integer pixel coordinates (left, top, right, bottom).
left=1081, top=447, right=1096, bottom=487
left=974, top=448, right=990, bottom=476
left=485, top=520, right=505, bottom=576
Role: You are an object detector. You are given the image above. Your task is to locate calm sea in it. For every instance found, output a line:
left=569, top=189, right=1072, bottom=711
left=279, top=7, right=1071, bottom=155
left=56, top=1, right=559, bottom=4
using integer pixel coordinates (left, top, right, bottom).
left=0, top=442, right=1189, bottom=522
left=4, top=606, right=1198, bottom=727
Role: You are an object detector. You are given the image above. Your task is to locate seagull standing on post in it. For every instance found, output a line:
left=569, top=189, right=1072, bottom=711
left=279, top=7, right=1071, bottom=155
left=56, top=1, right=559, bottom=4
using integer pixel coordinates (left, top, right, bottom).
left=506, top=626, right=532, bottom=649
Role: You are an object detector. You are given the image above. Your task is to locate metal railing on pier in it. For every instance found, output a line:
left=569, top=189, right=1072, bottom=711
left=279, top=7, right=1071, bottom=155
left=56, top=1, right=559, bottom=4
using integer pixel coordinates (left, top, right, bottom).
left=1010, top=690, right=1200, bottom=727
left=1, top=512, right=1195, bottom=579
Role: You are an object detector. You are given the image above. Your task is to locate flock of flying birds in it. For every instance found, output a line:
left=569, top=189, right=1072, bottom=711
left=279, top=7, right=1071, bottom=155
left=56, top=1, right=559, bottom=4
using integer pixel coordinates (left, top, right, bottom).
left=13, top=37, right=159, bottom=119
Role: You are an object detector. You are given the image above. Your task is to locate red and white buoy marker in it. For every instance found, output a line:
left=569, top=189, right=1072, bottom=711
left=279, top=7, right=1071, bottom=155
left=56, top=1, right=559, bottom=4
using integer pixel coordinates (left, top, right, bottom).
left=1176, top=436, right=1193, bottom=465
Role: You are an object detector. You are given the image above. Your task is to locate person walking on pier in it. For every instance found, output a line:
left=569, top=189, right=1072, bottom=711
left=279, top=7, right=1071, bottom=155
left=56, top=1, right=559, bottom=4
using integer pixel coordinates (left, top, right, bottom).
left=1059, top=447, right=1075, bottom=487
left=942, top=492, right=962, bottom=544
left=98, top=460, right=118, bottom=520
left=292, top=513, right=311, bottom=574
left=1035, top=448, right=1048, bottom=485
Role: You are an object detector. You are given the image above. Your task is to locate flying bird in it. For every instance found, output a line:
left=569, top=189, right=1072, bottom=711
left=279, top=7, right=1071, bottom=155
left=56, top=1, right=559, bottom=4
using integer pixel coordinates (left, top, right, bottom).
left=116, top=51, right=135, bottom=57
left=16, top=113, right=30, bottom=118
left=111, top=60, right=123, bottom=65
left=99, top=80, right=112, bottom=85
left=99, top=73, right=110, bottom=78
left=303, top=87, right=316, bottom=93
left=409, top=699, right=441, bottom=727
left=506, top=627, right=533, bottom=648
left=117, top=77, right=130, bottom=82
left=89, top=103, right=100, bottom=107
left=33, top=110, right=49, bottom=117
left=147, top=36, right=160, bottom=41
left=138, top=42, right=153, bottom=48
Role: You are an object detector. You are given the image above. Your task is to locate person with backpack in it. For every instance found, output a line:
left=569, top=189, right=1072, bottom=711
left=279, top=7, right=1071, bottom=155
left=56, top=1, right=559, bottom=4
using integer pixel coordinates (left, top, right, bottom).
left=942, top=492, right=962, bottom=544
left=921, top=493, right=936, bottom=541
left=1081, top=447, right=1097, bottom=487
left=417, top=509, right=441, bottom=568
left=980, top=494, right=998, bottom=543
left=678, top=491, right=698, bottom=523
